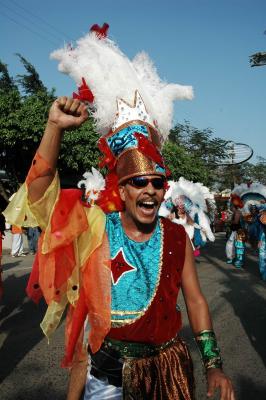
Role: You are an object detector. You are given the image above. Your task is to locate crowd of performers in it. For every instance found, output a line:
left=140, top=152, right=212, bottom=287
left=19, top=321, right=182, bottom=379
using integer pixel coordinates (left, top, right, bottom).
left=225, top=183, right=266, bottom=281
left=159, top=177, right=215, bottom=256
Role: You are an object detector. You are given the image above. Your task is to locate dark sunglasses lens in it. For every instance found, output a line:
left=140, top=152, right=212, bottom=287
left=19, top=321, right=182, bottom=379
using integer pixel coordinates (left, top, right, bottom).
left=130, top=177, right=148, bottom=188
left=152, top=178, right=165, bottom=189
left=129, top=177, right=165, bottom=189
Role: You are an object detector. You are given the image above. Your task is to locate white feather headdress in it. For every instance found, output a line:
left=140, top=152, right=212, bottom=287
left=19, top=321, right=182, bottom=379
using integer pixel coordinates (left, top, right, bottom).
left=232, top=182, right=266, bottom=215
left=50, top=25, right=193, bottom=140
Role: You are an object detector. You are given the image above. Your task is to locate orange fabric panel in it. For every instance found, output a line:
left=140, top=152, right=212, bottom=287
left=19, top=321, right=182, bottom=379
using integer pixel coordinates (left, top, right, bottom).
left=26, top=151, right=53, bottom=186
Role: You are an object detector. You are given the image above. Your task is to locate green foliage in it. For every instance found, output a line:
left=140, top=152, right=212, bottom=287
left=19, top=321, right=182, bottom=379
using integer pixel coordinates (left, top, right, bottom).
left=59, top=118, right=102, bottom=186
left=166, top=122, right=266, bottom=190
left=0, top=56, right=102, bottom=191
left=0, top=88, right=55, bottom=183
left=167, top=122, right=229, bottom=188
left=0, top=61, right=17, bottom=91
left=15, top=53, right=47, bottom=95
left=162, top=142, right=208, bottom=184
left=251, top=157, right=266, bottom=185
left=211, top=158, right=266, bottom=190
left=169, top=122, right=228, bottom=165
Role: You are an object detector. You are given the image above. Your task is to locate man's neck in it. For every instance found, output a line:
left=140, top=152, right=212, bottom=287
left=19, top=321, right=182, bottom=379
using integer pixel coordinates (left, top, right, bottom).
left=120, top=211, right=158, bottom=242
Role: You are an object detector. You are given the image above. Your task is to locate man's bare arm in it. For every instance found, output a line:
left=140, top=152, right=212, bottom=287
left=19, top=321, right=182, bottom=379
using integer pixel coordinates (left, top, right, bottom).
left=28, top=97, right=88, bottom=203
left=181, top=236, right=235, bottom=400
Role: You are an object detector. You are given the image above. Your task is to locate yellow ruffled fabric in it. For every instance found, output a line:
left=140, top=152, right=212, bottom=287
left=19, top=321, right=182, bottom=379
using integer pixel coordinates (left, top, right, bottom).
left=28, top=173, right=107, bottom=343
left=4, top=154, right=111, bottom=364
left=3, top=183, right=39, bottom=227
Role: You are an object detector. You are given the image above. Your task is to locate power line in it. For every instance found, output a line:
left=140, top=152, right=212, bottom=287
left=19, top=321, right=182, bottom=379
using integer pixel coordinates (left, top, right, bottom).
left=0, top=9, right=59, bottom=46
left=0, top=1, right=63, bottom=43
left=9, top=0, right=73, bottom=41
left=0, top=1, right=67, bottom=44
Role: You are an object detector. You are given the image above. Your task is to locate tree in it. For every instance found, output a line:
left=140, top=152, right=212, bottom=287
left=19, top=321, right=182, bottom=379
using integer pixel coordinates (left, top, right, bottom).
left=214, top=157, right=266, bottom=190
left=15, top=53, right=47, bottom=95
left=162, top=141, right=208, bottom=184
left=167, top=122, right=228, bottom=187
left=59, top=119, right=103, bottom=186
left=251, top=157, right=266, bottom=185
left=0, top=56, right=101, bottom=196
left=169, top=122, right=228, bottom=165
left=0, top=61, right=17, bottom=91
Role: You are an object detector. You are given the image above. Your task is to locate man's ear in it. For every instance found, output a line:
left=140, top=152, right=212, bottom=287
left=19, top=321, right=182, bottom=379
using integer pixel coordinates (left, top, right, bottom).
left=118, top=185, right=126, bottom=202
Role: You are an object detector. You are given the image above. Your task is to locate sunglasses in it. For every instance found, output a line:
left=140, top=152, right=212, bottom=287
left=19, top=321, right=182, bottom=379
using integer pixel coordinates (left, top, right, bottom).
left=127, top=176, right=166, bottom=190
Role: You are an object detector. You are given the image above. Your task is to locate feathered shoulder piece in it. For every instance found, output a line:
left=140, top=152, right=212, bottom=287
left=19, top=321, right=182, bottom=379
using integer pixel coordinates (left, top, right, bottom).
left=77, top=167, right=105, bottom=206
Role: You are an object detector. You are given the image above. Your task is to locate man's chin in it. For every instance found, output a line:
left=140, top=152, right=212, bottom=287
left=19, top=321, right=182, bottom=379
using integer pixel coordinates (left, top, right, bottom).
left=136, top=206, right=158, bottom=224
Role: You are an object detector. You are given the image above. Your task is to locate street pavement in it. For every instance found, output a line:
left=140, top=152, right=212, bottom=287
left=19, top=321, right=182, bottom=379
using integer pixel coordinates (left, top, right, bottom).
left=0, top=233, right=266, bottom=399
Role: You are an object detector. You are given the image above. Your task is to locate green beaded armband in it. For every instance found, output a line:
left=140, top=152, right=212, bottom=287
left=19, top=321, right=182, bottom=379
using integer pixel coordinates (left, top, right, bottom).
left=195, top=330, right=223, bottom=371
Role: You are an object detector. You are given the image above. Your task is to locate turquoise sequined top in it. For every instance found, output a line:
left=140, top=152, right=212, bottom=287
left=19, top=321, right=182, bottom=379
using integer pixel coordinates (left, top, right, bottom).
left=106, top=212, right=162, bottom=325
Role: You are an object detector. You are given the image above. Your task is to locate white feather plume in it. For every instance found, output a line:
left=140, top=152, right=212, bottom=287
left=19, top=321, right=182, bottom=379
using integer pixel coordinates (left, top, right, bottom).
left=196, top=209, right=215, bottom=242
left=77, top=167, right=105, bottom=202
left=50, top=30, right=193, bottom=139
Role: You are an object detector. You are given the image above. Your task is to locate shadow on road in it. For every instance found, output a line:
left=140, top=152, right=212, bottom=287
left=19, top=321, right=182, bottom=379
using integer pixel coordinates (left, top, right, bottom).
left=0, top=271, right=46, bottom=383
left=200, top=234, right=266, bottom=398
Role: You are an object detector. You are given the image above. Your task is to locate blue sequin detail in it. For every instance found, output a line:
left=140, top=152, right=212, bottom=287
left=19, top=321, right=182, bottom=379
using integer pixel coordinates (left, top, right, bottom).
left=107, top=125, right=149, bottom=157
left=155, top=164, right=166, bottom=174
left=106, top=213, right=161, bottom=320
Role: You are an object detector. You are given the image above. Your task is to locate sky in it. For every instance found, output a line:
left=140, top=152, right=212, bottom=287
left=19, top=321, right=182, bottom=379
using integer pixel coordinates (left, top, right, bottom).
left=1, top=0, right=265, bottom=162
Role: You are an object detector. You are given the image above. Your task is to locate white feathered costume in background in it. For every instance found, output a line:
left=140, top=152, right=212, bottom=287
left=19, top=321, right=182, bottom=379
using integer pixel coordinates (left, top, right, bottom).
left=231, top=182, right=266, bottom=216
left=159, top=177, right=215, bottom=245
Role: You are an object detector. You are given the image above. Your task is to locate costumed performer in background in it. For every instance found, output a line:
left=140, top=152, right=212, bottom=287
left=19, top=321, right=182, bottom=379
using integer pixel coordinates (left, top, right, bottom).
left=4, top=23, right=235, bottom=400
left=231, top=183, right=266, bottom=278
left=160, top=177, right=215, bottom=256
left=225, top=193, right=245, bottom=267
left=257, top=204, right=266, bottom=281
left=0, top=210, right=5, bottom=300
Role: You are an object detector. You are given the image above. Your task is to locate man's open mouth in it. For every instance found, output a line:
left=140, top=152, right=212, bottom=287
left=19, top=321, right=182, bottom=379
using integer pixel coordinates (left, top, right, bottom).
left=137, top=199, right=158, bottom=212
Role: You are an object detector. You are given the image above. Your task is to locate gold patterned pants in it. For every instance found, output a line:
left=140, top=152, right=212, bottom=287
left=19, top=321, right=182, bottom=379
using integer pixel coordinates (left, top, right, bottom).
left=122, top=336, right=195, bottom=400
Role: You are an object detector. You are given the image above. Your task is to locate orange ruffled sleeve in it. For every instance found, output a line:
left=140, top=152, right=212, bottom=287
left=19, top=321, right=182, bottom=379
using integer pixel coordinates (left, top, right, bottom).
left=25, top=152, right=111, bottom=367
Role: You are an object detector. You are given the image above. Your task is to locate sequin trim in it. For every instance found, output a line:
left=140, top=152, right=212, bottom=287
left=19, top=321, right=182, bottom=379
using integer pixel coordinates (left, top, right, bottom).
left=111, top=310, right=143, bottom=315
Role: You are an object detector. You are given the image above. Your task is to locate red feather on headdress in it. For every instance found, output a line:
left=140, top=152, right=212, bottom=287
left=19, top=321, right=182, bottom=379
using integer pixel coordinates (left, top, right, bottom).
left=73, top=77, right=94, bottom=103
left=98, top=136, right=117, bottom=170
left=90, top=23, right=109, bottom=39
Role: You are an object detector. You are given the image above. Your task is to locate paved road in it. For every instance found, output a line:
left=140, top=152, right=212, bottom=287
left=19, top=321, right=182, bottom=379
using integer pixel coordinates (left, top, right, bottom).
left=0, top=233, right=266, bottom=399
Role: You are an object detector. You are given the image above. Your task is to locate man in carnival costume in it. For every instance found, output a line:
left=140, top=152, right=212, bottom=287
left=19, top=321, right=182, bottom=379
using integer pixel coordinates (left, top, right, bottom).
left=225, top=194, right=245, bottom=267
left=4, top=24, right=235, bottom=400
left=230, top=183, right=266, bottom=279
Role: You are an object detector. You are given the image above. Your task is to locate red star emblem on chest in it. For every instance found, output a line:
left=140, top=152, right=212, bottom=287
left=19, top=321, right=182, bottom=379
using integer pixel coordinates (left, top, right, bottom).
left=111, top=248, right=137, bottom=285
